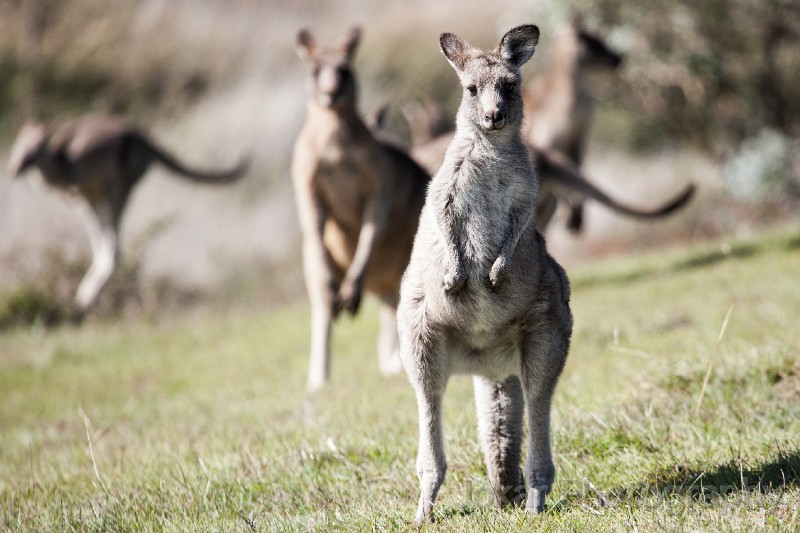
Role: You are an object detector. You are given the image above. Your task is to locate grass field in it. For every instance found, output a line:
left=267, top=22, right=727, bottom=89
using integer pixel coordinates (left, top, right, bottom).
left=1, top=226, right=799, bottom=531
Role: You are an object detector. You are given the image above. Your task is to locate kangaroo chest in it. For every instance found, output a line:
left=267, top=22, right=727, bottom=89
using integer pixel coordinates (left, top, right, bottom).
left=308, top=124, right=371, bottom=229
left=444, top=160, right=522, bottom=266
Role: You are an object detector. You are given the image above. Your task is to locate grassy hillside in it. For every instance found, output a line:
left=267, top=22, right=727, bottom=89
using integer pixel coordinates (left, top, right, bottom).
left=1, top=226, right=799, bottom=531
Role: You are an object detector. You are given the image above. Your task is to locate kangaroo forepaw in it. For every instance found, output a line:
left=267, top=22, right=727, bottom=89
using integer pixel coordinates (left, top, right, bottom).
left=489, top=256, right=508, bottom=289
left=334, top=278, right=362, bottom=316
left=443, top=263, right=466, bottom=294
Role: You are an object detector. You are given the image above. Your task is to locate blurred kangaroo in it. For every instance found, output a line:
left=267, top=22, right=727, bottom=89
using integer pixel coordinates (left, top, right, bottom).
left=523, top=14, right=623, bottom=232
left=397, top=25, right=571, bottom=525
left=7, top=116, right=250, bottom=316
left=292, top=27, right=430, bottom=391
left=406, top=117, right=695, bottom=234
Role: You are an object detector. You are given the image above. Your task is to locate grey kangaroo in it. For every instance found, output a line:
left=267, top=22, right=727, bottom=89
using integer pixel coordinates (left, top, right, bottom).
left=292, top=27, right=430, bottom=391
left=397, top=25, right=572, bottom=525
left=524, top=15, right=623, bottom=232
left=8, top=116, right=250, bottom=316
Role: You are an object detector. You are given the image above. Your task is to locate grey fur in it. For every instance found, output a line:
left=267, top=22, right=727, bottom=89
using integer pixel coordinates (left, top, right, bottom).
left=397, top=25, right=572, bottom=525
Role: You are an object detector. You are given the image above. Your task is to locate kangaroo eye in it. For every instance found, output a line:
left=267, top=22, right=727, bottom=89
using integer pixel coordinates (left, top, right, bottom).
left=466, top=85, right=477, bottom=96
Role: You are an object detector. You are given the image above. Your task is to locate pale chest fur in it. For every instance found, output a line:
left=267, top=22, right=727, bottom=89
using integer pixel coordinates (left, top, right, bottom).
left=407, top=139, right=538, bottom=341
left=432, top=146, right=536, bottom=269
left=294, top=113, right=372, bottom=226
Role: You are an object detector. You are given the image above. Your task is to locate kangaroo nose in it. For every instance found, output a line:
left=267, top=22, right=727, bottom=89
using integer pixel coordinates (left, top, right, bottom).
left=483, top=110, right=506, bottom=130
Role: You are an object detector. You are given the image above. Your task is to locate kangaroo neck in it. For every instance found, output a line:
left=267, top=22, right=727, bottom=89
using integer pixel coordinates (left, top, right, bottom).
left=306, top=100, right=366, bottom=146
left=451, top=115, right=524, bottom=160
left=307, top=99, right=359, bottom=126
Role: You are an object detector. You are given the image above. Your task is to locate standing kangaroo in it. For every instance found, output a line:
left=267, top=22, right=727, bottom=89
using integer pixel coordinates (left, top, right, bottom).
left=524, top=15, right=623, bottom=232
left=7, top=116, right=250, bottom=316
left=292, top=27, right=430, bottom=391
left=397, top=25, right=572, bottom=525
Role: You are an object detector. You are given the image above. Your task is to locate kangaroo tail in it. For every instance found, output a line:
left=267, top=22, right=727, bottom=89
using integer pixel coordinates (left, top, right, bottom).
left=144, top=138, right=251, bottom=184
left=535, top=147, right=696, bottom=221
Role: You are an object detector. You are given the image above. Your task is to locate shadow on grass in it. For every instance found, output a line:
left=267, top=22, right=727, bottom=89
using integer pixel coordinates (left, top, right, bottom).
left=573, top=240, right=763, bottom=290
left=392, top=449, right=800, bottom=523
left=436, top=504, right=485, bottom=520
left=611, top=446, right=800, bottom=504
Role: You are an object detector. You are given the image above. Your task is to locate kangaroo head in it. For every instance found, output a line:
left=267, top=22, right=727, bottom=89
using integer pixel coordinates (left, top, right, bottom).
left=440, top=25, right=539, bottom=134
left=569, top=15, right=622, bottom=70
left=8, top=121, right=48, bottom=176
left=296, top=26, right=361, bottom=110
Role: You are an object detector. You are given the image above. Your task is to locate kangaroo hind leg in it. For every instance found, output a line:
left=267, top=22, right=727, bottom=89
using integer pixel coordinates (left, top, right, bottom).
left=399, top=308, right=448, bottom=526
left=74, top=199, right=119, bottom=314
left=520, top=327, right=569, bottom=513
left=303, top=240, right=339, bottom=392
left=377, top=294, right=403, bottom=376
left=473, top=374, right=525, bottom=507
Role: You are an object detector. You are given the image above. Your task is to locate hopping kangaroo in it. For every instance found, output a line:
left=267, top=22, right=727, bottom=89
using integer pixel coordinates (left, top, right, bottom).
left=292, top=27, right=430, bottom=391
left=523, top=15, right=624, bottom=232
left=8, top=116, right=250, bottom=315
left=397, top=25, right=572, bottom=525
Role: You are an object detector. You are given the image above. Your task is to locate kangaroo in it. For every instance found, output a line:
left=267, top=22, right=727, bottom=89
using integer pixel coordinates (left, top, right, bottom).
left=407, top=126, right=695, bottom=234
left=7, top=116, right=250, bottom=316
left=292, top=27, right=430, bottom=391
left=397, top=25, right=572, bottom=525
left=524, top=15, right=623, bottom=232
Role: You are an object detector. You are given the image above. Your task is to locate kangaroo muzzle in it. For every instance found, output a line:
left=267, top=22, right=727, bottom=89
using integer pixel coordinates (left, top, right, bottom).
left=482, top=109, right=506, bottom=131
left=317, top=66, right=344, bottom=106
left=481, top=92, right=507, bottom=131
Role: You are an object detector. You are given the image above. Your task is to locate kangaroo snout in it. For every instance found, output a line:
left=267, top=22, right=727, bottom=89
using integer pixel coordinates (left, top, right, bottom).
left=317, top=67, right=344, bottom=106
left=482, top=109, right=506, bottom=130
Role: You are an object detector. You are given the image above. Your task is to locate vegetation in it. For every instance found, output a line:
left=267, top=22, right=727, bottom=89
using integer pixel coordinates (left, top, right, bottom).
left=1, top=226, right=798, bottom=531
left=586, top=0, right=800, bottom=152
left=3, top=1, right=798, bottom=153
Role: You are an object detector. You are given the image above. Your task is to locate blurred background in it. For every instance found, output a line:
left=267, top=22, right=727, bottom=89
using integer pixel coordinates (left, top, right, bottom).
left=0, top=0, right=798, bottom=323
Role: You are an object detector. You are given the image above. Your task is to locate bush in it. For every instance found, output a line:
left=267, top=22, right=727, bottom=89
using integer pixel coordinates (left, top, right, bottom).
left=0, top=285, right=63, bottom=329
left=584, top=0, right=800, bottom=153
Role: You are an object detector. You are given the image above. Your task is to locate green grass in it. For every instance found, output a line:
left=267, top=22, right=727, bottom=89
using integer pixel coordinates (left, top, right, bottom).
left=1, top=227, right=800, bottom=531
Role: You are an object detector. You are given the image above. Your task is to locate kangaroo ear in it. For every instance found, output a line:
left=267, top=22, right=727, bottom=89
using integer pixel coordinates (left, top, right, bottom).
left=296, top=28, right=316, bottom=62
left=440, top=32, right=471, bottom=72
left=498, top=24, right=539, bottom=67
left=338, top=26, right=361, bottom=59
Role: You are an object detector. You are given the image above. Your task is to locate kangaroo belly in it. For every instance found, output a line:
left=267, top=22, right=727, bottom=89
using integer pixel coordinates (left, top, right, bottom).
left=448, top=334, right=521, bottom=379
left=405, top=215, right=549, bottom=335
left=322, top=216, right=410, bottom=298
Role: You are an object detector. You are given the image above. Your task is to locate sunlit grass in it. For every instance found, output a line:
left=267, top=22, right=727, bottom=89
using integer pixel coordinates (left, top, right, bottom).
left=1, top=226, right=799, bottom=531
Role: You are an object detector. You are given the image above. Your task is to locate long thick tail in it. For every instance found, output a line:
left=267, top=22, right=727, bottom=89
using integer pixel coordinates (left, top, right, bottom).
left=535, top=147, right=696, bottom=221
left=144, top=138, right=251, bottom=184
